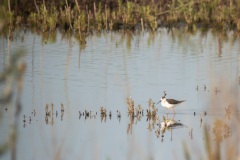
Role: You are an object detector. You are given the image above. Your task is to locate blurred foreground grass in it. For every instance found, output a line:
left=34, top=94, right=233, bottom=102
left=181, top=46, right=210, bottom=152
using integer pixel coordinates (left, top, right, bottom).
left=183, top=81, right=240, bottom=160
left=0, top=6, right=26, bottom=160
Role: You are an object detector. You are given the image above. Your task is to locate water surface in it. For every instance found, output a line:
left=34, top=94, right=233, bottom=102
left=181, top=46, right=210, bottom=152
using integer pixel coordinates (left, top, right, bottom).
left=0, top=28, right=240, bottom=160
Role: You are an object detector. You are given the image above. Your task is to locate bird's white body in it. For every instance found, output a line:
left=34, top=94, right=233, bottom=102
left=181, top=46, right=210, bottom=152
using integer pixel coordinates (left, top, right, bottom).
left=161, top=98, right=176, bottom=109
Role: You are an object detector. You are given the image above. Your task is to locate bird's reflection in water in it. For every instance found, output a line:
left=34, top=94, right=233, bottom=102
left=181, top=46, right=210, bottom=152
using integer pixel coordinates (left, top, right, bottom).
left=157, top=114, right=185, bottom=142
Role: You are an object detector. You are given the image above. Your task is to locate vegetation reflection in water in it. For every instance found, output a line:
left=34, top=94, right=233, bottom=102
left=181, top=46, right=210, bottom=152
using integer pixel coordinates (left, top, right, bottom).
left=0, top=27, right=240, bottom=159
left=21, top=26, right=240, bottom=54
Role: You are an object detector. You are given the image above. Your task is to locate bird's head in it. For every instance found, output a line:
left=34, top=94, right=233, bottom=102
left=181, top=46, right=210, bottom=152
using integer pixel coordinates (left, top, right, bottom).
left=157, top=96, right=165, bottom=104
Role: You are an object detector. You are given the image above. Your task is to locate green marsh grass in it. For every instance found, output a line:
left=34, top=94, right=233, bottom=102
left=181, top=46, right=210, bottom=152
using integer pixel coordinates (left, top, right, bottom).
left=1, top=0, right=239, bottom=33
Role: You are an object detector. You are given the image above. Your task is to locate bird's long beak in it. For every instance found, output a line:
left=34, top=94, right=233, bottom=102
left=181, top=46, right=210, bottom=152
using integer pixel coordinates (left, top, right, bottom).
left=157, top=100, right=161, bottom=104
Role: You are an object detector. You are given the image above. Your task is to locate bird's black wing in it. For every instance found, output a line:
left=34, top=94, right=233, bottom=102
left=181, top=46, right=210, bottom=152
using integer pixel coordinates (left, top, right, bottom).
left=166, top=99, right=185, bottom=104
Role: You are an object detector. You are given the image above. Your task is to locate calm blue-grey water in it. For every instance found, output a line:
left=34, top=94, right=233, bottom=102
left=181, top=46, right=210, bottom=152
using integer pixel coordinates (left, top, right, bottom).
left=0, top=28, right=240, bottom=160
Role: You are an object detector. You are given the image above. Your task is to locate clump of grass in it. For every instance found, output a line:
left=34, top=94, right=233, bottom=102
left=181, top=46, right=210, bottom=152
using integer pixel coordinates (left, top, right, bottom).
left=100, top=107, right=107, bottom=117
left=135, top=104, right=143, bottom=117
left=126, top=97, right=144, bottom=119
left=74, top=10, right=86, bottom=32
left=126, top=96, right=134, bottom=117
left=146, top=98, right=157, bottom=119
left=100, top=107, right=107, bottom=122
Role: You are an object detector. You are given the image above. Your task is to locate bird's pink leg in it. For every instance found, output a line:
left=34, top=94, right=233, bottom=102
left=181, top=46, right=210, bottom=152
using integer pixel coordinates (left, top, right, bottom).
left=172, top=108, right=176, bottom=114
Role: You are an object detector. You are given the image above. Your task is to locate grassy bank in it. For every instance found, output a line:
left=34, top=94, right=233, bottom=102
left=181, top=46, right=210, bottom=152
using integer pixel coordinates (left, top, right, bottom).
left=1, top=0, right=240, bottom=34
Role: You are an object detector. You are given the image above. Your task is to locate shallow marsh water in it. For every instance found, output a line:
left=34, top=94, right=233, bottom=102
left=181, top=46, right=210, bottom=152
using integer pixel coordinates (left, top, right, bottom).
left=0, top=28, right=240, bottom=160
